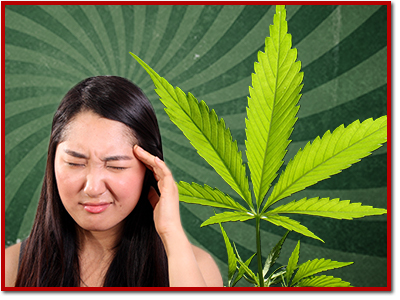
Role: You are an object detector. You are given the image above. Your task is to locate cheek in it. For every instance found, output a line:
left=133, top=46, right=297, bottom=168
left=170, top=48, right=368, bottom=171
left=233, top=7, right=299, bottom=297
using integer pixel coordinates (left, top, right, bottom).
left=54, top=166, right=84, bottom=201
left=112, top=170, right=146, bottom=202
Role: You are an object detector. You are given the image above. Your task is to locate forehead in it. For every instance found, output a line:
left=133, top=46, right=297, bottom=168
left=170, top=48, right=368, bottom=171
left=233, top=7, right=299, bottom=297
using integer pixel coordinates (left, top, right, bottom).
left=61, top=111, right=135, bottom=146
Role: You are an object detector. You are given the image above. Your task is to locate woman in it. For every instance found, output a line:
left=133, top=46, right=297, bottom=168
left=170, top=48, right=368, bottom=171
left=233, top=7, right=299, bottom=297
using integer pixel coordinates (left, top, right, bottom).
left=5, top=76, right=223, bottom=287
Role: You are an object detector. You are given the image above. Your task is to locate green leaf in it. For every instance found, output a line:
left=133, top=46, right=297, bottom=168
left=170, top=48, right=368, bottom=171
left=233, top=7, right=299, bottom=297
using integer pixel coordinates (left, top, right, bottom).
left=261, top=214, right=323, bottom=242
left=178, top=181, right=248, bottom=211
left=201, top=211, right=255, bottom=227
left=231, top=244, right=257, bottom=286
left=236, top=255, right=259, bottom=286
left=232, top=252, right=256, bottom=287
left=264, top=116, right=387, bottom=211
left=265, top=197, right=387, bottom=219
left=264, top=267, right=286, bottom=287
left=263, top=231, right=290, bottom=277
left=295, top=275, right=352, bottom=287
left=218, top=223, right=237, bottom=285
left=286, top=240, right=300, bottom=285
left=130, top=53, right=252, bottom=208
left=246, top=5, right=303, bottom=208
left=291, top=258, right=353, bottom=286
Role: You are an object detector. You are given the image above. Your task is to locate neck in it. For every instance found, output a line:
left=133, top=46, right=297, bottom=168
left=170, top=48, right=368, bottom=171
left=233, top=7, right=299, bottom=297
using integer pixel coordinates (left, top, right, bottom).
left=76, top=224, right=124, bottom=287
left=77, top=225, right=122, bottom=253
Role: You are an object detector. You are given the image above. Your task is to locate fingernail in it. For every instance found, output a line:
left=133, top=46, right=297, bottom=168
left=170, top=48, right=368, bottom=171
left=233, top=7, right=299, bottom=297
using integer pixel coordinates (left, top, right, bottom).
left=135, top=145, right=144, bottom=152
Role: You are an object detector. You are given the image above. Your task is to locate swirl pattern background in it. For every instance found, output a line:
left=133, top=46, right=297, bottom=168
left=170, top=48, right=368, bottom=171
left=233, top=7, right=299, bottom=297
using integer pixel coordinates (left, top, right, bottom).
left=4, top=4, right=388, bottom=287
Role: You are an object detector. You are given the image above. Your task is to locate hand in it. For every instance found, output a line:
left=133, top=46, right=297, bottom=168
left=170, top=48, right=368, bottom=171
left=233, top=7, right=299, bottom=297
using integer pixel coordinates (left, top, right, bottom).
left=134, top=145, right=222, bottom=287
left=133, top=145, right=183, bottom=239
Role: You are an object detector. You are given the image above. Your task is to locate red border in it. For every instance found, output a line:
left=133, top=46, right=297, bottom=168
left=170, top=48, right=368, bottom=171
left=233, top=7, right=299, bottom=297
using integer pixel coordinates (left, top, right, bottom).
left=1, top=0, right=6, bottom=292
left=0, top=286, right=394, bottom=291
left=385, top=1, right=392, bottom=292
left=1, top=0, right=392, bottom=292
left=0, top=1, right=394, bottom=5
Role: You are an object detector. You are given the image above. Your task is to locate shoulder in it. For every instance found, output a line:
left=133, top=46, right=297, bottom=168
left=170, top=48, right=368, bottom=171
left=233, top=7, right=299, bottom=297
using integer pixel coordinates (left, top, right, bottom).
left=4, top=242, right=22, bottom=287
left=191, top=244, right=223, bottom=287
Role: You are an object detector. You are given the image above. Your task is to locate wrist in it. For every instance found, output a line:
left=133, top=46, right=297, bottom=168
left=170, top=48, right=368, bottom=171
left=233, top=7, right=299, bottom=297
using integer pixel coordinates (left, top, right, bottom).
left=159, top=226, right=191, bottom=257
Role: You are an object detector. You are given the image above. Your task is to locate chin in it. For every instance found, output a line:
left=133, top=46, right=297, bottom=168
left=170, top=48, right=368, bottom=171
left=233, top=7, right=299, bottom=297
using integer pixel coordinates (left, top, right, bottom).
left=76, top=220, right=123, bottom=233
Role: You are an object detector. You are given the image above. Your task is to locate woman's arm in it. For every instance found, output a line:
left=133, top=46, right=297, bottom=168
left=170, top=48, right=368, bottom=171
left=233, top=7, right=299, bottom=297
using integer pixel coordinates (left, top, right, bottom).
left=191, top=245, right=224, bottom=287
left=4, top=242, right=21, bottom=287
left=134, top=146, right=223, bottom=287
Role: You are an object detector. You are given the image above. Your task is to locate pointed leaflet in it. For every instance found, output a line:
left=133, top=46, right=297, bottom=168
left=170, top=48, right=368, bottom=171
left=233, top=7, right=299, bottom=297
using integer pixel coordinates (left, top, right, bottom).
left=261, top=214, right=323, bottom=242
left=263, top=116, right=387, bottom=211
left=265, top=197, right=387, bottom=219
left=285, top=240, right=300, bottom=285
left=178, top=182, right=247, bottom=211
left=291, top=258, right=353, bottom=286
left=236, top=256, right=259, bottom=286
left=232, top=244, right=256, bottom=287
left=264, top=267, right=286, bottom=287
left=218, top=223, right=237, bottom=284
left=295, top=275, right=352, bottom=287
left=201, top=211, right=255, bottom=227
left=131, top=53, right=252, bottom=208
left=246, top=5, right=303, bottom=207
left=232, top=252, right=256, bottom=287
left=263, top=231, right=290, bottom=277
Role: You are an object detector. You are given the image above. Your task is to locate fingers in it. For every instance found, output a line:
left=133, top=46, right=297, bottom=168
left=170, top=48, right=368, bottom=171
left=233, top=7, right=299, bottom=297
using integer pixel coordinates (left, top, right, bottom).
left=134, top=146, right=181, bottom=237
left=133, top=145, right=171, bottom=181
left=133, top=145, right=155, bottom=171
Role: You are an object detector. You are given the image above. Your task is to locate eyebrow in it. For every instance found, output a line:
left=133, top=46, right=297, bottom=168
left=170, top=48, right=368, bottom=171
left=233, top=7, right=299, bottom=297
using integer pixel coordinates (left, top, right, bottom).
left=103, top=155, right=132, bottom=162
left=64, top=149, right=132, bottom=162
left=64, top=149, right=88, bottom=159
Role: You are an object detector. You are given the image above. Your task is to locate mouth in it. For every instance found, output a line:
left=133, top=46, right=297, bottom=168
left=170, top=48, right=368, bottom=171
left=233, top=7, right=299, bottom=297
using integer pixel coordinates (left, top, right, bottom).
left=81, top=202, right=111, bottom=214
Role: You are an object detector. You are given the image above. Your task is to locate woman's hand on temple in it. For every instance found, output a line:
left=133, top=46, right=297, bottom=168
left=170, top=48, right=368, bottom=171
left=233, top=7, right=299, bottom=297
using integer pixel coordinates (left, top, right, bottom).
left=133, top=145, right=182, bottom=239
left=133, top=145, right=223, bottom=287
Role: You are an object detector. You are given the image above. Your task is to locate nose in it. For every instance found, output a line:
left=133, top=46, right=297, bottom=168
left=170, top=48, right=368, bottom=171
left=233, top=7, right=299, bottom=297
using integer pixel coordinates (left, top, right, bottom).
left=83, top=168, right=107, bottom=198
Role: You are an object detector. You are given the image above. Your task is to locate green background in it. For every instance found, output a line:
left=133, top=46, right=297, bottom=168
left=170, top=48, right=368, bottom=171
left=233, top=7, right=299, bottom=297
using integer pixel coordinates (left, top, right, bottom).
left=4, top=4, right=388, bottom=287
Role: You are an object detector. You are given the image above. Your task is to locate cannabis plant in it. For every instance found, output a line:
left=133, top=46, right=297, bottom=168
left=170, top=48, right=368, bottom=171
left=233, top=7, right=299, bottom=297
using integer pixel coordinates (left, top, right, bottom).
left=131, top=5, right=387, bottom=287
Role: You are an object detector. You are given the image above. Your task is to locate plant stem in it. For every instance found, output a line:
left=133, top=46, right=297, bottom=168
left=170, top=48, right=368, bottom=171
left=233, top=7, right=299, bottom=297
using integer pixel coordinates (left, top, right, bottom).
left=256, top=216, right=264, bottom=287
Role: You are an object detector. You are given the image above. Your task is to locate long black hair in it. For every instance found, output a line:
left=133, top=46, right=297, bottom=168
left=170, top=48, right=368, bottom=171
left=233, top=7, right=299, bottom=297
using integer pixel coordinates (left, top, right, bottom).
left=16, top=76, right=169, bottom=287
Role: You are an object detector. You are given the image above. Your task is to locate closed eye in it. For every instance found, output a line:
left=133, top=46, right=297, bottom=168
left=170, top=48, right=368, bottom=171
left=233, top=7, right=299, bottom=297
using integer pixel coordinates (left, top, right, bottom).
left=67, top=162, right=85, bottom=167
left=107, top=166, right=128, bottom=170
left=66, top=162, right=85, bottom=167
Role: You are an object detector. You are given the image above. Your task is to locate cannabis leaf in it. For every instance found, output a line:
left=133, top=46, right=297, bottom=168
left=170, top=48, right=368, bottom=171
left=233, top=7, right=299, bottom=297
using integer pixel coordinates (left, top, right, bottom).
left=295, top=275, right=352, bottom=287
left=219, top=223, right=236, bottom=285
left=130, top=53, right=253, bottom=209
left=262, top=231, right=289, bottom=277
left=236, top=255, right=259, bottom=286
left=246, top=4, right=303, bottom=208
left=291, top=258, right=353, bottom=286
left=178, top=182, right=247, bottom=211
left=201, top=211, right=255, bottom=227
left=262, top=215, right=323, bottom=242
left=131, top=4, right=387, bottom=287
left=284, top=242, right=353, bottom=287
left=285, top=240, right=300, bottom=285
left=263, top=116, right=387, bottom=211
left=264, top=267, right=287, bottom=287
left=232, top=251, right=256, bottom=287
left=265, top=197, right=387, bottom=219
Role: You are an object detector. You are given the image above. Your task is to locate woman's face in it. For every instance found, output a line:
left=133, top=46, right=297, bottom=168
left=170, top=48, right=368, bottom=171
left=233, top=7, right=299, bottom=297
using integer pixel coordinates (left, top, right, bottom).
left=54, top=111, right=146, bottom=232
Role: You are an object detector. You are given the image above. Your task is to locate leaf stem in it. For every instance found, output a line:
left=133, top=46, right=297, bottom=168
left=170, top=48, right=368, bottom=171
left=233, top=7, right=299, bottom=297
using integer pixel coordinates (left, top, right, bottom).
left=255, top=215, right=264, bottom=287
